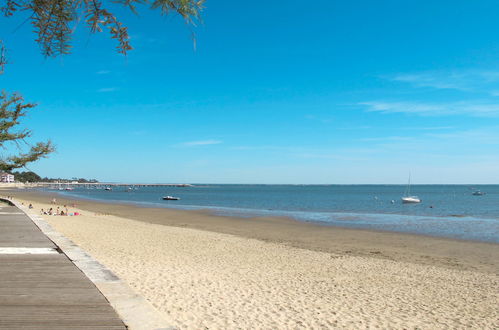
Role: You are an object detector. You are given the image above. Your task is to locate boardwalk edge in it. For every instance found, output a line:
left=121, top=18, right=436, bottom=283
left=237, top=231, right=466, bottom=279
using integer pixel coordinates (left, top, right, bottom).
left=8, top=198, right=175, bottom=330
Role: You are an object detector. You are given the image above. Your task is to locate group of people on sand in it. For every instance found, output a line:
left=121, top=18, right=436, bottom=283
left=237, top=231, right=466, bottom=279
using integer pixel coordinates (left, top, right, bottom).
left=41, top=207, right=64, bottom=216
left=2, top=196, right=81, bottom=216
left=40, top=204, right=80, bottom=216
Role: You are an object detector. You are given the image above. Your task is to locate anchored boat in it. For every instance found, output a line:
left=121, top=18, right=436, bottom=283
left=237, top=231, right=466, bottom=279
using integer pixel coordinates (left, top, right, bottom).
left=401, top=174, right=421, bottom=204
left=162, top=195, right=180, bottom=201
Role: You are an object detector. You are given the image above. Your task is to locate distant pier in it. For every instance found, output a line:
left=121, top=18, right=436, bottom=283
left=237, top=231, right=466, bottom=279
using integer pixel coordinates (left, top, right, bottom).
left=26, top=182, right=194, bottom=189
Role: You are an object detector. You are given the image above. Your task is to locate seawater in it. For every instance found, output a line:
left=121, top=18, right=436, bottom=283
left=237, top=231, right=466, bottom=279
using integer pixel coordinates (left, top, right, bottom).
left=50, top=184, right=499, bottom=243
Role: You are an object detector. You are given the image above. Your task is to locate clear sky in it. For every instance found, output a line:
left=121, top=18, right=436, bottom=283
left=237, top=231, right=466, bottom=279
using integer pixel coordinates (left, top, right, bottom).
left=2, top=0, right=499, bottom=183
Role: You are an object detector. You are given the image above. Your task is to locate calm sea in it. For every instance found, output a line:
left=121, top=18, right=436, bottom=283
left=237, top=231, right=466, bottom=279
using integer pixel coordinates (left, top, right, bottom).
left=50, top=184, right=499, bottom=243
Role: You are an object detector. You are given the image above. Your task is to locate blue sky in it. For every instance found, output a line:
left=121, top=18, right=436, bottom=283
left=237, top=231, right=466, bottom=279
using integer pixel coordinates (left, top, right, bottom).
left=2, top=0, right=499, bottom=183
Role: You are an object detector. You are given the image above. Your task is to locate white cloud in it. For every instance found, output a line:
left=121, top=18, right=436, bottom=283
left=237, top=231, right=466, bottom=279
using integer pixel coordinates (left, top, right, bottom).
left=181, top=140, right=222, bottom=147
left=358, top=136, right=414, bottom=142
left=294, top=153, right=369, bottom=161
left=336, top=125, right=372, bottom=130
left=304, top=114, right=333, bottom=123
left=360, top=101, right=499, bottom=117
left=390, top=72, right=468, bottom=91
left=368, top=69, right=499, bottom=117
left=389, top=69, right=499, bottom=95
left=402, top=126, right=454, bottom=130
left=97, top=87, right=118, bottom=93
left=339, top=128, right=498, bottom=165
left=425, top=127, right=499, bottom=145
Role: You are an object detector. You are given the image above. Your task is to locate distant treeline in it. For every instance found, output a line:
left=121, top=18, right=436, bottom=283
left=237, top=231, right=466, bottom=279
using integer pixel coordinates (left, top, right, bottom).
left=12, top=171, right=99, bottom=183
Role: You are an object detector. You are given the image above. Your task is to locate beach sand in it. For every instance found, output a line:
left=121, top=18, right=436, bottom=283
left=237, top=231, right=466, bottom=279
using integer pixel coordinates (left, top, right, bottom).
left=5, top=189, right=499, bottom=329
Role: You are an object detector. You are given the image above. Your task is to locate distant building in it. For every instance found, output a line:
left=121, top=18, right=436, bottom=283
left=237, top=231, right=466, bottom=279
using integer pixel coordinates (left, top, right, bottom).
left=0, top=172, right=14, bottom=183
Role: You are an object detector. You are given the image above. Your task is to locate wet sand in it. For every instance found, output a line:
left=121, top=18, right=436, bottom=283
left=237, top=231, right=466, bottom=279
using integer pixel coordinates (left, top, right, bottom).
left=4, top=188, right=499, bottom=329
left=6, top=189, right=498, bottom=274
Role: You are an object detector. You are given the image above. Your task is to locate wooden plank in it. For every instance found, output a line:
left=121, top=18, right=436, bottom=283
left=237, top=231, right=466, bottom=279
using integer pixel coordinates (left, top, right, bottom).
left=0, top=288, right=113, bottom=305
left=0, top=210, right=126, bottom=329
left=0, top=327, right=124, bottom=330
left=0, top=214, right=56, bottom=248
left=0, top=305, right=123, bottom=321
left=0, top=254, right=68, bottom=262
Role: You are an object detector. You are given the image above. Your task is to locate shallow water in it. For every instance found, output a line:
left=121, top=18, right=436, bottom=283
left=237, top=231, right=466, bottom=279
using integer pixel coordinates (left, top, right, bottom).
left=50, top=184, right=499, bottom=243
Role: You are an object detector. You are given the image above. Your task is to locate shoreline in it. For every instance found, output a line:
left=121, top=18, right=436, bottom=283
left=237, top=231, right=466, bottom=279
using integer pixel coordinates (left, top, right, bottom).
left=37, top=190, right=499, bottom=244
left=4, top=188, right=499, bottom=328
left=29, top=187, right=499, bottom=244
left=5, top=188, right=498, bottom=274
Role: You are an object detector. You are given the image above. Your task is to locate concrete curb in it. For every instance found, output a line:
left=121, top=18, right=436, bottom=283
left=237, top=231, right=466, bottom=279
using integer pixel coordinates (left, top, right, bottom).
left=9, top=198, right=175, bottom=330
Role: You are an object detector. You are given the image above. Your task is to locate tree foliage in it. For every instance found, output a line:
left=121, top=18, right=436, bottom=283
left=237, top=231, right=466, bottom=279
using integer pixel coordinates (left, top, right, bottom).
left=11, top=170, right=99, bottom=182
left=12, top=170, right=99, bottom=182
left=1, top=0, right=203, bottom=57
left=0, top=0, right=203, bottom=171
left=0, top=91, right=54, bottom=171
left=0, top=40, right=5, bottom=73
left=11, top=170, right=41, bottom=182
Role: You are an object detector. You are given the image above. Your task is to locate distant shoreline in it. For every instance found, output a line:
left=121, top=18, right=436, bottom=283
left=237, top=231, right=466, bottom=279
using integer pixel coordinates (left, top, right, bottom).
left=4, top=182, right=499, bottom=186
left=3, top=182, right=194, bottom=187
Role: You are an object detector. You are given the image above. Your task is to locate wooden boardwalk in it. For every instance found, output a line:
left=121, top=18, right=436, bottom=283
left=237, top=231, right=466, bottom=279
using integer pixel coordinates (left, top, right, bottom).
left=0, top=203, right=126, bottom=329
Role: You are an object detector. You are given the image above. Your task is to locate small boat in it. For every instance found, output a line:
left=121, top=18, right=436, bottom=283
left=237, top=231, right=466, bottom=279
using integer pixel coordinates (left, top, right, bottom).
left=104, top=187, right=112, bottom=191
left=402, top=196, right=422, bottom=203
left=472, top=190, right=486, bottom=196
left=162, top=195, right=180, bottom=201
left=65, top=187, right=74, bottom=191
left=401, top=173, right=421, bottom=204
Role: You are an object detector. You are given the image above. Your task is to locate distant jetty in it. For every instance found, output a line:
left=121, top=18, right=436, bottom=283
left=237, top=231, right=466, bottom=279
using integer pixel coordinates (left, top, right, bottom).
left=26, top=182, right=194, bottom=188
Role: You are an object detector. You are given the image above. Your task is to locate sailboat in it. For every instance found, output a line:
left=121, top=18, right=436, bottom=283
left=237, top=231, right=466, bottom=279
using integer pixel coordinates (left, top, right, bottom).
left=401, top=174, right=421, bottom=204
left=472, top=190, right=486, bottom=196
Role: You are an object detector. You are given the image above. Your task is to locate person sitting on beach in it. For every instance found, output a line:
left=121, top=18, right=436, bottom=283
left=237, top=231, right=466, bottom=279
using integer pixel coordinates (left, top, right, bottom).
left=60, top=210, right=65, bottom=216
left=28, top=204, right=33, bottom=209
left=48, top=208, right=53, bottom=215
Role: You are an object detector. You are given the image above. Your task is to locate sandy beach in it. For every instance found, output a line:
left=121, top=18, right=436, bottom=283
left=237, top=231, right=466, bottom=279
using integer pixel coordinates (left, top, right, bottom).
left=5, top=189, right=499, bottom=329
